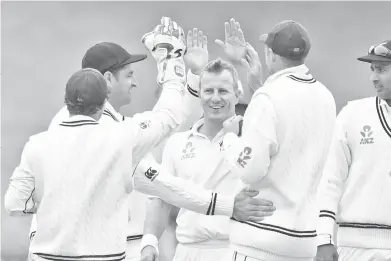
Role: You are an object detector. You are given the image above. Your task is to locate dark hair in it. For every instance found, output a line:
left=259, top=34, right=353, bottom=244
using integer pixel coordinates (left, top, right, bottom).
left=65, top=97, right=105, bottom=116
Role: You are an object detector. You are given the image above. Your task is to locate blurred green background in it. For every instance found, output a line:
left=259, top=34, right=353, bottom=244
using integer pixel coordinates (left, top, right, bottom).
left=2, top=1, right=391, bottom=260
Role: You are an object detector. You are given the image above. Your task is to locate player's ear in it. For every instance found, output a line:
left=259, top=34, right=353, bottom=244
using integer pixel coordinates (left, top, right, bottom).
left=103, top=71, right=114, bottom=90
left=268, top=47, right=277, bottom=62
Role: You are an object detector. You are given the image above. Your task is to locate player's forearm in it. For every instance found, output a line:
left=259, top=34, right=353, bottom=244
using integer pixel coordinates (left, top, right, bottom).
left=143, top=198, right=172, bottom=239
left=4, top=182, right=36, bottom=216
left=152, top=81, right=185, bottom=128
left=133, top=164, right=234, bottom=217
left=317, top=139, right=350, bottom=246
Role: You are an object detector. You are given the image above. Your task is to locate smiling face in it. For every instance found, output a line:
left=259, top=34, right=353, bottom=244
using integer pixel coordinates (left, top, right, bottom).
left=370, top=61, right=391, bottom=100
left=200, top=70, right=238, bottom=122
left=106, top=63, right=139, bottom=109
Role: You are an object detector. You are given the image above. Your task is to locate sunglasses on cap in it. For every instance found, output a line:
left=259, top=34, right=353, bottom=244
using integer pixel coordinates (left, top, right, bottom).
left=368, top=44, right=391, bottom=58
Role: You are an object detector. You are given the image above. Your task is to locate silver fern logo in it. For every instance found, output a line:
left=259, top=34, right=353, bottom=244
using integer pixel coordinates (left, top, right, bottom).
left=360, top=125, right=374, bottom=145
left=181, top=141, right=196, bottom=160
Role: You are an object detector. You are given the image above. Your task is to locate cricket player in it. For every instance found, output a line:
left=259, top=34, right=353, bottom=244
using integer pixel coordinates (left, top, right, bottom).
left=27, top=18, right=204, bottom=261
left=315, top=40, right=391, bottom=261
left=4, top=65, right=269, bottom=261
left=213, top=19, right=336, bottom=261
left=140, top=58, right=275, bottom=261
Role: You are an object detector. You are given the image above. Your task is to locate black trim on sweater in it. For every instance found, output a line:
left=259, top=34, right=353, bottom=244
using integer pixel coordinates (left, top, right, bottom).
left=127, top=234, right=143, bottom=241
left=319, top=210, right=336, bottom=221
left=286, top=75, right=317, bottom=84
left=103, top=109, right=119, bottom=122
left=59, top=120, right=98, bottom=127
left=376, top=97, right=391, bottom=139
left=338, top=222, right=391, bottom=229
left=231, top=218, right=317, bottom=238
left=187, top=84, right=199, bottom=98
left=34, top=251, right=126, bottom=261
left=206, top=193, right=217, bottom=215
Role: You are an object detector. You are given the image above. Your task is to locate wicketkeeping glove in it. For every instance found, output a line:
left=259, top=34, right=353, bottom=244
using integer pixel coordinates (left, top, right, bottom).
left=141, top=17, right=187, bottom=87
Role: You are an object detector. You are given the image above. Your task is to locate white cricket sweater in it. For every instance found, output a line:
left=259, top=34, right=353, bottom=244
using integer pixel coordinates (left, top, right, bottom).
left=317, top=97, right=391, bottom=249
left=29, top=102, right=147, bottom=243
left=161, top=119, right=239, bottom=247
left=224, top=65, right=336, bottom=260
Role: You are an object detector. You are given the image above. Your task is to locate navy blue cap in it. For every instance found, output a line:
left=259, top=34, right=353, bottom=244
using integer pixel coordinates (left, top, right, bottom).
left=82, top=42, right=147, bottom=74
left=259, top=20, right=311, bottom=60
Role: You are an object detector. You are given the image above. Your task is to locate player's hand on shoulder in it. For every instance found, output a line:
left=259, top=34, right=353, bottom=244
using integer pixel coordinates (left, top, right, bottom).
left=315, top=244, right=339, bottom=261
left=223, top=115, right=243, bottom=136
left=233, top=187, right=276, bottom=222
left=184, top=28, right=209, bottom=76
left=141, top=245, right=159, bottom=261
left=215, top=18, right=246, bottom=65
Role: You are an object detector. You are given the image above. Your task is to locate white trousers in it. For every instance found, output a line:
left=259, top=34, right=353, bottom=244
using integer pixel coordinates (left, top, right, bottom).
left=173, top=243, right=233, bottom=261
left=338, top=246, right=391, bottom=261
left=231, top=251, right=314, bottom=261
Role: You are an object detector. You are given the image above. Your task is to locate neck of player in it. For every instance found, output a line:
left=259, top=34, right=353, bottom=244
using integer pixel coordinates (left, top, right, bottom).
left=199, top=117, right=225, bottom=141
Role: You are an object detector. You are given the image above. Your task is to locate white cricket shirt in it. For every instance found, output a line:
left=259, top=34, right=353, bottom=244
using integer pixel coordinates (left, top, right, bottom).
left=161, top=118, right=239, bottom=246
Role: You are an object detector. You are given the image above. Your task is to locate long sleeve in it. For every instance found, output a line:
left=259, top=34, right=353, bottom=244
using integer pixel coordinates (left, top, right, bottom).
left=142, top=136, right=178, bottom=240
left=317, top=106, right=352, bottom=246
left=224, top=93, right=279, bottom=186
left=132, top=153, right=234, bottom=217
left=177, top=70, right=203, bottom=132
left=4, top=139, right=37, bottom=216
left=129, top=81, right=184, bottom=163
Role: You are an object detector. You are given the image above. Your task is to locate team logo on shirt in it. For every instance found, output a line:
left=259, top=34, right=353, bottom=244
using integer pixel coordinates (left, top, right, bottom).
left=237, top=147, right=252, bottom=168
left=174, top=65, right=184, bottom=77
left=181, top=141, right=196, bottom=160
left=360, top=125, right=374, bottom=145
left=145, top=167, right=159, bottom=181
left=139, top=120, right=151, bottom=129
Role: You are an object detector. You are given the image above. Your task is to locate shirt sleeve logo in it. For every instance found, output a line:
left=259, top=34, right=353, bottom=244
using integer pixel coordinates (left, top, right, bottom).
left=237, top=147, right=252, bottom=168
left=145, top=167, right=159, bottom=181
left=139, top=120, right=151, bottom=129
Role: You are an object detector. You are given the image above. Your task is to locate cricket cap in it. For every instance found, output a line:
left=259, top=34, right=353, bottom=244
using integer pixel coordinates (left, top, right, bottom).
left=82, top=42, right=147, bottom=74
left=259, top=20, right=311, bottom=60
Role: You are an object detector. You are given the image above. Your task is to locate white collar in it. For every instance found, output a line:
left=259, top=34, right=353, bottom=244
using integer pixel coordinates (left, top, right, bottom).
left=188, top=118, right=226, bottom=143
left=253, top=64, right=311, bottom=98
left=264, top=64, right=310, bottom=86
left=103, top=102, right=123, bottom=122
left=60, top=115, right=99, bottom=127
left=379, top=98, right=390, bottom=111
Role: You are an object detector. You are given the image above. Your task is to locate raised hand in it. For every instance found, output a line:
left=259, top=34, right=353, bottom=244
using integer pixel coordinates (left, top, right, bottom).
left=241, top=43, right=263, bottom=92
left=215, top=18, right=246, bottom=65
left=141, top=17, right=187, bottom=87
left=142, top=17, right=186, bottom=62
left=184, top=28, right=209, bottom=75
